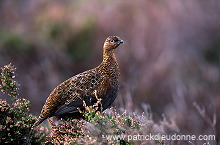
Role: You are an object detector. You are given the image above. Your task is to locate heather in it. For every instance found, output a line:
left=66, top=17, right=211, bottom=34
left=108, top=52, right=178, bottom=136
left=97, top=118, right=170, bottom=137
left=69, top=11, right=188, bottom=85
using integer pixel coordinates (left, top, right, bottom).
left=0, top=64, right=49, bottom=144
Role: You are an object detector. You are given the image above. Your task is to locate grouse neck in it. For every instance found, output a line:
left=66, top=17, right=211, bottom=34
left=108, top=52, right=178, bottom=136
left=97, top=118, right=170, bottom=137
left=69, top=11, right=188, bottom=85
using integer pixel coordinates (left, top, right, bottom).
left=102, top=49, right=118, bottom=65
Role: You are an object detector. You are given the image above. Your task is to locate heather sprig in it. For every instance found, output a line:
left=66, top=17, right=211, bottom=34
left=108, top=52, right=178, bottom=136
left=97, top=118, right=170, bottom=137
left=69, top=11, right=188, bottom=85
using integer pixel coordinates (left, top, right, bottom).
left=0, top=64, right=49, bottom=144
left=0, top=63, right=19, bottom=100
left=0, top=98, right=48, bottom=144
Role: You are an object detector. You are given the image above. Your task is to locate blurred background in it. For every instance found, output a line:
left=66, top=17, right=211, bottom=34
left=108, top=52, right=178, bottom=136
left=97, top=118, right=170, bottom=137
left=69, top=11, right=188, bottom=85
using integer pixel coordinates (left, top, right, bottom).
left=0, top=0, right=220, bottom=142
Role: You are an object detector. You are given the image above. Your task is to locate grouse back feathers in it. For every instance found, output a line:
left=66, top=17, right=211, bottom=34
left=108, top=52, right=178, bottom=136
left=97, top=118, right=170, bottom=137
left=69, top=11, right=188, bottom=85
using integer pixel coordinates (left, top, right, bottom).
left=33, top=36, right=124, bottom=127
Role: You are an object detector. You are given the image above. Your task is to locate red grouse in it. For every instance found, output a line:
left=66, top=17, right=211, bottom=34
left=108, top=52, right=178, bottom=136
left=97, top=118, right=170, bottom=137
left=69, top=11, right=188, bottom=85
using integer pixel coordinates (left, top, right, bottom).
left=32, top=36, right=124, bottom=127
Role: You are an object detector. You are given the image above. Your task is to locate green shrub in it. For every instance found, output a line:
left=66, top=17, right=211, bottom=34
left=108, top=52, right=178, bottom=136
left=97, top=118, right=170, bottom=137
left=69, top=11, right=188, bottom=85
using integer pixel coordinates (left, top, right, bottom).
left=0, top=63, right=48, bottom=144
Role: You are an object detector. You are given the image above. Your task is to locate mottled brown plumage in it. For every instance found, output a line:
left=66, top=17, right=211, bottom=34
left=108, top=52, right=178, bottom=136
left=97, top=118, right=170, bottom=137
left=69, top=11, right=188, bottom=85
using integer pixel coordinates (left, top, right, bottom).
left=32, top=36, right=124, bottom=127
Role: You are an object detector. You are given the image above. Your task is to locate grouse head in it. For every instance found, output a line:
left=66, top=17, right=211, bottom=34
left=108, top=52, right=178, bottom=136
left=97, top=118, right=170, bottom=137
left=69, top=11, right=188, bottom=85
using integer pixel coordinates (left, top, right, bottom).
left=104, top=36, right=124, bottom=51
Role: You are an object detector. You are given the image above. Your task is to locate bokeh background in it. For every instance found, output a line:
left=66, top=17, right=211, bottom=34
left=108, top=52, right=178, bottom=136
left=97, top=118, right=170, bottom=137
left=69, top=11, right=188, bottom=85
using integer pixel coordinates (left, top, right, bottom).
left=0, top=0, right=220, bottom=142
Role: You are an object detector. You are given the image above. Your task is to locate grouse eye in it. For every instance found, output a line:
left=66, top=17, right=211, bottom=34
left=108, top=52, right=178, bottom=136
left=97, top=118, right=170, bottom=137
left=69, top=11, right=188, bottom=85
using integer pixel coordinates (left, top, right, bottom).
left=110, top=40, right=115, bottom=43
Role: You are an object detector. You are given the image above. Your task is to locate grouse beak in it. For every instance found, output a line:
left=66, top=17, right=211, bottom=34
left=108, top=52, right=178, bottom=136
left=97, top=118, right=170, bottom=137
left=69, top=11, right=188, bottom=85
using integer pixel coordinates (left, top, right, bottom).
left=118, top=40, right=124, bottom=45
